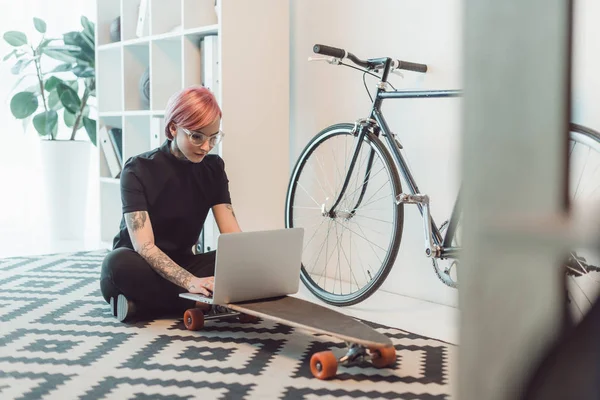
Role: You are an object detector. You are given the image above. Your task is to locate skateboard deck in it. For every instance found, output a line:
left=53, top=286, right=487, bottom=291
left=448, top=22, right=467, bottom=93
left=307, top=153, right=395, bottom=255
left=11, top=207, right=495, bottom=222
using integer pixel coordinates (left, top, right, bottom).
left=179, top=293, right=397, bottom=379
left=226, top=296, right=392, bottom=348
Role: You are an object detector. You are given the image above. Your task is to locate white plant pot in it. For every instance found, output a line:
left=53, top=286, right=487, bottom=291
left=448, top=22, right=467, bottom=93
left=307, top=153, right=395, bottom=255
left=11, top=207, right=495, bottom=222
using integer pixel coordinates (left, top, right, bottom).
left=40, top=140, right=93, bottom=240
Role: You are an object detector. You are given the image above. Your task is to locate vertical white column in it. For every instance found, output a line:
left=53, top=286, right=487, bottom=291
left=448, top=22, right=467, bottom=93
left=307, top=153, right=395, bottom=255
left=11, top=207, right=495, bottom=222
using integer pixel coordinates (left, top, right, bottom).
left=459, top=0, right=572, bottom=399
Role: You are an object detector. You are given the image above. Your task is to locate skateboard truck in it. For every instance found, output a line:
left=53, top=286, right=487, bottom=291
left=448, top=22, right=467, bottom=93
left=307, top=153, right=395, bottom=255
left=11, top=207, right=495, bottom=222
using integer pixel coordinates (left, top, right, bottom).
left=311, top=342, right=397, bottom=380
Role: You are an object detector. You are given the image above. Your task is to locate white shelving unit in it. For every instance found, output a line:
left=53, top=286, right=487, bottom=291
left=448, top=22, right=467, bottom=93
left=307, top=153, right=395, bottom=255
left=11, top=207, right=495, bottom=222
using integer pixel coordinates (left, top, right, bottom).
left=95, top=0, right=220, bottom=248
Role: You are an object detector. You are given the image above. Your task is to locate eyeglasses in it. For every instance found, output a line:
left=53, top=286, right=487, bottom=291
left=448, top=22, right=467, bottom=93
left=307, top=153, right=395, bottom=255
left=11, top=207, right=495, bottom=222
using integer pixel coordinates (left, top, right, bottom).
left=180, top=126, right=225, bottom=147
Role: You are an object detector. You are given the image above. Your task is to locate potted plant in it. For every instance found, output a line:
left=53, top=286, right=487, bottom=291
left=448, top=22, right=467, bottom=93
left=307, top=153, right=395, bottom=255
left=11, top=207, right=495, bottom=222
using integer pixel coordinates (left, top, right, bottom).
left=2, top=16, right=97, bottom=240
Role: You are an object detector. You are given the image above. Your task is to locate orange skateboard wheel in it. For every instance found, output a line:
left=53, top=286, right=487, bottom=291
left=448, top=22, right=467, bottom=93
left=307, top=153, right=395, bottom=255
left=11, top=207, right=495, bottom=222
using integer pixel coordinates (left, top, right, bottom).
left=371, top=346, right=396, bottom=368
left=237, top=313, right=259, bottom=323
left=310, top=351, right=338, bottom=380
left=184, top=308, right=205, bottom=331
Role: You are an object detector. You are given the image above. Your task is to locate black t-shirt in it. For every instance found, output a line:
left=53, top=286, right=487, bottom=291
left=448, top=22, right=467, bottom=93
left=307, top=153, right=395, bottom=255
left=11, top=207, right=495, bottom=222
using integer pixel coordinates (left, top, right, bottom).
left=112, top=139, right=231, bottom=257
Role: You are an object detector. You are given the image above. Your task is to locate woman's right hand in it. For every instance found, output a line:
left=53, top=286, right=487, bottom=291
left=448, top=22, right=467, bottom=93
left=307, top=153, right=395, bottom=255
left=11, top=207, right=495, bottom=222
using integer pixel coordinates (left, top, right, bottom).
left=188, top=276, right=214, bottom=297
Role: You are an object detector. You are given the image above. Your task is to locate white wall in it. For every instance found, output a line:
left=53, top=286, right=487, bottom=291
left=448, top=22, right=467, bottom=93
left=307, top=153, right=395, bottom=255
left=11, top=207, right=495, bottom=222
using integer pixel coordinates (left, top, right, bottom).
left=290, top=0, right=462, bottom=306
left=220, top=0, right=290, bottom=233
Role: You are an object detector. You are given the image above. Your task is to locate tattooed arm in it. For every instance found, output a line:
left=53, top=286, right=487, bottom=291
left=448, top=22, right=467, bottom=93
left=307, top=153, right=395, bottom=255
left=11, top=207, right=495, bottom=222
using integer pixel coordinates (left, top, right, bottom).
left=124, top=211, right=212, bottom=295
left=212, top=203, right=242, bottom=234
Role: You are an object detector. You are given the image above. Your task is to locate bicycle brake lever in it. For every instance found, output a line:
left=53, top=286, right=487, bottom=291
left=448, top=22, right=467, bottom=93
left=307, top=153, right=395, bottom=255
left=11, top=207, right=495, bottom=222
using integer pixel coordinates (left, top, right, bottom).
left=390, top=69, right=404, bottom=78
left=308, top=56, right=340, bottom=65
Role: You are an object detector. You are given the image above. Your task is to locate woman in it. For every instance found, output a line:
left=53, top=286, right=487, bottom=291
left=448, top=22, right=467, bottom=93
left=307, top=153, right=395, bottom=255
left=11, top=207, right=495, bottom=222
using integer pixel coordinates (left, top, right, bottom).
left=100, top=86, right=241, bottom=322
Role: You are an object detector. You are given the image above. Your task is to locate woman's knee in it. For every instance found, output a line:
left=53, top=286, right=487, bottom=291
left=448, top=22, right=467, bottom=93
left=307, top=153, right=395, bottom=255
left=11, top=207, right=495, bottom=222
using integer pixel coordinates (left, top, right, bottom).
left=100, top=248, right=142, bottom=302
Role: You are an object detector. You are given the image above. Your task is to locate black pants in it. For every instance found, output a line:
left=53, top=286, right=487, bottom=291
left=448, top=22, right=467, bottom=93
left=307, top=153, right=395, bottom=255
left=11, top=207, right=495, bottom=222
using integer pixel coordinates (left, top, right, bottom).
left=100, top=247, right=216, bottom=317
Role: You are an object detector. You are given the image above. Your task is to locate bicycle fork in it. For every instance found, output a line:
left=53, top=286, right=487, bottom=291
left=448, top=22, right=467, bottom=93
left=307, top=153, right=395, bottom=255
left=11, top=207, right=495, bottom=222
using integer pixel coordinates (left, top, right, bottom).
left=325, top=120, right=372, bottom=218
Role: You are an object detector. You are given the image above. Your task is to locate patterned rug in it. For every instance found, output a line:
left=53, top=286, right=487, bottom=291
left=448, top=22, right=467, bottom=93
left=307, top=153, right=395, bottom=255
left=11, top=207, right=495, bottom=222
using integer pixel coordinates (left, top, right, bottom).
left=0, top=250, right=456, bottom=399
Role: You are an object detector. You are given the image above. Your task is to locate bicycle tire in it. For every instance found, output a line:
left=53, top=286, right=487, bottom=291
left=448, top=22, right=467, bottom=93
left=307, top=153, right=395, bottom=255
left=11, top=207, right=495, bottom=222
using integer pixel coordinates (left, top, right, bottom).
left=285, top=123, right=403, bottom=306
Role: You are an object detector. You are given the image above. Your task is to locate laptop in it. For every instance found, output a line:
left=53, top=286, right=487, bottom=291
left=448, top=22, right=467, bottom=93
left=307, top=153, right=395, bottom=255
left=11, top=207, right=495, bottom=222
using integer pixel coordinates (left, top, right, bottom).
left=180, top=227, right=304, bottom=305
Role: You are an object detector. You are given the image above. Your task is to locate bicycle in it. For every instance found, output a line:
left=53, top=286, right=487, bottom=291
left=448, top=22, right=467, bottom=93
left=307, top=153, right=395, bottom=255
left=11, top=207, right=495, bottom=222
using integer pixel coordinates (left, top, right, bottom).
left=284, top=43, right=600, bottom=309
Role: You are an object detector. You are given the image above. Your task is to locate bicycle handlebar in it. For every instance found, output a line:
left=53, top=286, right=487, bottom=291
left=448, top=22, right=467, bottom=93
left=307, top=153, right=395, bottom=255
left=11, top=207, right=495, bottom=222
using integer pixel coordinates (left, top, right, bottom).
left=313, top=43, right=428, bottom=73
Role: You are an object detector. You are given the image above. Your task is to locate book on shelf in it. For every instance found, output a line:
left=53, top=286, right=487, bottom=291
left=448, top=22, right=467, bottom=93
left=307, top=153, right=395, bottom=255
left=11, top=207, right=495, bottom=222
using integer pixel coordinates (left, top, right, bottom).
left=136, top=0, right=148, bottom=38
left=108, top=128, right=123, bottom=165
left=99, top=125, right=122, bottom=179
left=201, top=35, right=220, bottom=101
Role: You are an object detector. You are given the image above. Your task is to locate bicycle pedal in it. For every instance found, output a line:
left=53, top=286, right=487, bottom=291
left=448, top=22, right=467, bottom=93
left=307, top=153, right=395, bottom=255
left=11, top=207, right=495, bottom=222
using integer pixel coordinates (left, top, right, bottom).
left=396, top=193, right=429, bottom=204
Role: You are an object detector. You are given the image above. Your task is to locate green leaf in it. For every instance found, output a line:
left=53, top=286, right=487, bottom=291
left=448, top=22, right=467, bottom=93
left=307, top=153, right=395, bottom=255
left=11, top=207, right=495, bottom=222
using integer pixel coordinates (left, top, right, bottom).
left=11, top=58, right=33, bottom=74
left=64, top=32, right=94, bottom=65
left=44, top=76, right=63, bottom=91
left=33, top=17, right=46, bottom=33
left=67, top=80, right=79, bottom=93
left=63, top=32, right=79, bottom=46
left=3, top=49, right=17, bottom=61
left=72, top=64, right=94, bottom=77
left=47, top=44, right=81, bottom=52
left=56, top=82, right=81, bottom=113
left=10, top=91, right=38, bottom=119
left=83, top=116, right=96, bottom=145
left=82, top=104, right=90, bottom=117
left=37, top=38, right=56, bottom=51
left=63, top=109, right=76, bottom=127
left=3, top=31, right=27, bottom=47
left=80, top=30, right=95, bottom=53
left=48, top=89, right=63, bottom=110
left=49, top=63, right=73, bottom=73
left=81, top=16, right=95, bottom=45
left=41, top=48, right=77, bottom=63
left=33, top=110, right=58, bottom=137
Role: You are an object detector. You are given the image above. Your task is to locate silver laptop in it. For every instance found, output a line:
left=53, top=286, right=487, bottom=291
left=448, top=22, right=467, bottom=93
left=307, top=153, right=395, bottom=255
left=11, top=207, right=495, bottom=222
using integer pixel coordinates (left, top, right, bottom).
left=180, top=227, right=304, bottom=305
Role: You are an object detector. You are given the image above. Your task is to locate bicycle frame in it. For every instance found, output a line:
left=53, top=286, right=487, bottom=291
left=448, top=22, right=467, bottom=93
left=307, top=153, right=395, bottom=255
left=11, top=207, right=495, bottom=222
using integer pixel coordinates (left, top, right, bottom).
left=327, top=57, right=463, bottom=259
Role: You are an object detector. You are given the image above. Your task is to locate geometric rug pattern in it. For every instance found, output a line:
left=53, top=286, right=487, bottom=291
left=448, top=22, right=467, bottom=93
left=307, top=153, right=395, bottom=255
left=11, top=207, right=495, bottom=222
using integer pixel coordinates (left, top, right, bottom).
left=0, top=250, right=456, bottom=399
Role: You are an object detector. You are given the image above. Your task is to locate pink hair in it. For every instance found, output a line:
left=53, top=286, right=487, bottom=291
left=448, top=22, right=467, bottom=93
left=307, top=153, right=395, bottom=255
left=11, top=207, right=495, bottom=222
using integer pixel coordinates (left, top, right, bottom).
left=164, top=86, right=222, bottom=140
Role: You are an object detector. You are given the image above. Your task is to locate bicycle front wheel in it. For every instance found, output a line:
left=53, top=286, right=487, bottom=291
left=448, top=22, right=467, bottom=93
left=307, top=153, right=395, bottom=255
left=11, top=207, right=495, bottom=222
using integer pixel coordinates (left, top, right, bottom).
left=285, top=123, right=403, bottom=306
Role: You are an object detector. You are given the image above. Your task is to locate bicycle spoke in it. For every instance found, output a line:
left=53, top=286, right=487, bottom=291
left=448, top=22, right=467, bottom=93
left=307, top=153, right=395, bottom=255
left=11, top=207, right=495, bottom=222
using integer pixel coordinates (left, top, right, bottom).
left=353, top=214, right=394, bottom=225
left=306, top=219, right=333, bottom=276
left=316, top=220, right=345, bottom=288
left=337, top=223, right=361, bottom=294
left=296, top=181, right=323, bottom=208
left=355, top=193, right=395, bottom=210
left=350, top=229, right=373, bottom=286
left=347, top=218, right=392, bottom=243
left=301, top=217, right=329, bottom=254
left=332, top=218, right=386, bottom=260
left=313, top=152, right=337, bottom=200
left=573, top=146, right=591, bottom=200
left=339, top=164, right=387, bottom=205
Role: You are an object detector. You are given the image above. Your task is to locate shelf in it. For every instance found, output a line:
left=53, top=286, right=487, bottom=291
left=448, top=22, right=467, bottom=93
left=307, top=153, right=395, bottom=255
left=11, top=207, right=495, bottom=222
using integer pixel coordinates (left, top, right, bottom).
left=123, top=43, right=150, bottom=111
left=151, top=36, right=183, bottom=110
left=123, top=115, right=151, bottom=161
left=96, top=47, right=123, bottom=113
left=96, top=0, right=227, bottom=250
left=100, top=177, right=120, bottom=184
left=122, top=0, right=149, bottom=42
left=99, top=110, right=165, bottom=117
left=183, top=0, right=218, bottom=30
left=96, top=25, right=219, bottom=51
left=100, top=182, right=122, bottom=243
left=150, top=0, right=182, bottom=36
left=96, top=0, right=120, bottom=46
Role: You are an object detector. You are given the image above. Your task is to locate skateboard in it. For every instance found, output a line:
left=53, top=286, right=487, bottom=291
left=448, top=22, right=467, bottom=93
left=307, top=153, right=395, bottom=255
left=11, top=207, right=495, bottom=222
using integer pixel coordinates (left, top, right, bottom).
left=179, top=293, right=396, bottom=380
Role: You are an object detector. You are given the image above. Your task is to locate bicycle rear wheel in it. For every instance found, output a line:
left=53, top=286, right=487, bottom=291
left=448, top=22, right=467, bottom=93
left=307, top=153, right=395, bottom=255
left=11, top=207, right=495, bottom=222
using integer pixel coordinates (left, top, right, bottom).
left=285, top=123, right=403, bottom=306
left=566, top=123, right=600, bottom=321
